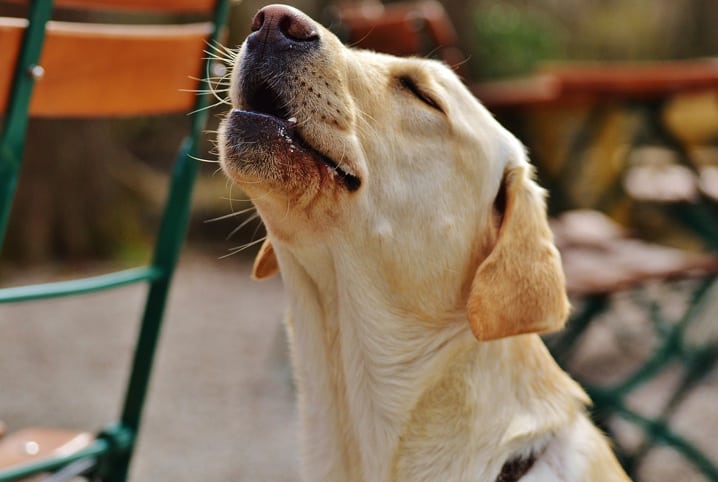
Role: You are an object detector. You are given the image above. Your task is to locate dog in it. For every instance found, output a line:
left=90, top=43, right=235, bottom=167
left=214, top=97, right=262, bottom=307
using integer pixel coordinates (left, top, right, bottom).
left=218, top=4, right=631, bottom=481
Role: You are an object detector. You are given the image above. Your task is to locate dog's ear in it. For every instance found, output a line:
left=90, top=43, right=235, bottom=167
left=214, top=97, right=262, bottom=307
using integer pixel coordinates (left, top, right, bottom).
left=466, top=163, right=568, bottom=341
left=252, top=239, right=279, bottom=279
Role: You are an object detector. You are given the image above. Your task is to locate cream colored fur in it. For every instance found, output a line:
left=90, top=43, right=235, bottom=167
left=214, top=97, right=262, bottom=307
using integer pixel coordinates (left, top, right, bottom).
left=219, top=5, right=631, bottom=481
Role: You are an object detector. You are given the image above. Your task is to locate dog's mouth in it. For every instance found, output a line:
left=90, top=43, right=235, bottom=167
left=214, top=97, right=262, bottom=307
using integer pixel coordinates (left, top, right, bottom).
left=244, top=78, right=291, bottom=120
left=231, top=78, right=362, bottom=192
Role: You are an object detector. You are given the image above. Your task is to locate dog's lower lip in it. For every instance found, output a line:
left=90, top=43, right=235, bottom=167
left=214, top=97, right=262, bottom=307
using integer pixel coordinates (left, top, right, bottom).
left=230, top=109, right=361, bottom=191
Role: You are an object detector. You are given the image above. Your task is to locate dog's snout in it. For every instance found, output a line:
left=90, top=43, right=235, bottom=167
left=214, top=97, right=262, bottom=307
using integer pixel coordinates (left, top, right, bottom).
left=250, top=4, right=319, bottom=46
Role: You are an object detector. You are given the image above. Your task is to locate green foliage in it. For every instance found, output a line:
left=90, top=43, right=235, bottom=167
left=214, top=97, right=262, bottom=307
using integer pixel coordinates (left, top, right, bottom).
left=472, top=2, right=565, bottom=79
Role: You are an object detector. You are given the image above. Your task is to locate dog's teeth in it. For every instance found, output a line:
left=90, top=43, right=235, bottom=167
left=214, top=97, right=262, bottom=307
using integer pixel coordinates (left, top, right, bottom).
left=288, top=117, right=297, bottom=125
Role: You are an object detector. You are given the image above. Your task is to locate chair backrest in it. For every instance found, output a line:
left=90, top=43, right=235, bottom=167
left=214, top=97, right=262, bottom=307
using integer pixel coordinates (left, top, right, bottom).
left=0, top=1, right=229, bottom=480
left=0, top=0, right=217, bottom=117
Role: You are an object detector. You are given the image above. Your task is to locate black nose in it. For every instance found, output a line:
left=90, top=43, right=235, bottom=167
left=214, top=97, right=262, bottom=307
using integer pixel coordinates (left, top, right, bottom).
left=249, top=4, right=319, bottom=47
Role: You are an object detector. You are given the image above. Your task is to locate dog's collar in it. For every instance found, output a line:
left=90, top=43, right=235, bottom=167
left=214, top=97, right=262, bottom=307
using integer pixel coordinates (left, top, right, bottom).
left=495, top=452, right=537, bottom=482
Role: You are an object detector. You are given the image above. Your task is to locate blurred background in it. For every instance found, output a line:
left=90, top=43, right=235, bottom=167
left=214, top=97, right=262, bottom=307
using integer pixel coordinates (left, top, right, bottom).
left=3, top=0, right=718, bottom=265
left=1, top=0, right=718, bottom=481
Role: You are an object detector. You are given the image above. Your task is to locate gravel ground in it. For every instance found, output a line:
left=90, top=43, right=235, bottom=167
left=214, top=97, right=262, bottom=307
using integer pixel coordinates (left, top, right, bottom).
left=1, top=249, right=717, bottom=481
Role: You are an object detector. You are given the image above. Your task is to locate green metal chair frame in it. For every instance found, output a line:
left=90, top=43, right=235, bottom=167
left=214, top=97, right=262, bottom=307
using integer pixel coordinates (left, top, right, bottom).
left=549, top=277, right=718, bottom=479
left=0, top=0, right=229, bottom=480
left=539, top=83, right=718, bottom=479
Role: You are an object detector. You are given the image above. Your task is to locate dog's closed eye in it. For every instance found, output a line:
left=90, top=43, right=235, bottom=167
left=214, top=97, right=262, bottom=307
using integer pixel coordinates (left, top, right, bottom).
left=398, top=75, right=443, bottom=113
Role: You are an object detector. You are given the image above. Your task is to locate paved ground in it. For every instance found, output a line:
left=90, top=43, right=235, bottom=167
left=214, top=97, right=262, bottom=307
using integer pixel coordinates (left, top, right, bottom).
left=1, top=250, right=299, bottom=481
left=1, top=249, right=717, bottom=481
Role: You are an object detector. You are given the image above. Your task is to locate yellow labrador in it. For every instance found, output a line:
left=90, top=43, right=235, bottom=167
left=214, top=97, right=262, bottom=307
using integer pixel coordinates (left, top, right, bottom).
left=218, top=5, right=631, bottom=481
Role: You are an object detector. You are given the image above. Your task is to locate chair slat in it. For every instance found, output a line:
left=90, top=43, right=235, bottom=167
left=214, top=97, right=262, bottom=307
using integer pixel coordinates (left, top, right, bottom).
left=546, top=61, right=718, bottom=98
left=2, top=0, right=217, bottom=14
left=0, top=18, right=215, bottom=117
left=0, top=438, right=110, bottom=482
left=0, top=17, right=24, bottom=116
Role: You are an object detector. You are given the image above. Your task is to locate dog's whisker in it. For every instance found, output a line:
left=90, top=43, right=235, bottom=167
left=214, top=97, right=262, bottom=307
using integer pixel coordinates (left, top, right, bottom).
left=203, top=51, right=234, bottom=65
left=207, top=41, right=238, bottom=60
left=188, top=74, right=232, bottom=90
left=187, top=99, right=230, bottom=116
left=346, top=26, right=375, bottom=49
left=204, top=206, right=257, bottom=223
left=448, top=55, right=472, bottom=77
left=278, top=196, right=292, bottom=223
left=190, top=75, right=232, bottom=87
left=226, top=213, right=260, bottom=240
left=422, top=45, right=443, bottom=61
left=197, top=64, right=233, bottom=106
left=221, top=194, right=256, bottom=205
left=227, top=182, right=236, bottom=213
left=219, top=235, right=267, bottom=260
left=336, top=139, right=349, bottom=172
left=186, top=87, right=231, bottom=95
left=249, top=215, right=265, bottom=241
left=189, top=154, right=219, bottom=164
left=356, top=105, right=378, bottom=124
left=204, top=42, right=237, bottom=64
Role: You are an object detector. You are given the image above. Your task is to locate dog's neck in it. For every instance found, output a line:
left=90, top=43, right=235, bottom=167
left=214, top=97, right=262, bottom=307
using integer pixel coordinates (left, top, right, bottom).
left=276, top=242, right=585, bottom=482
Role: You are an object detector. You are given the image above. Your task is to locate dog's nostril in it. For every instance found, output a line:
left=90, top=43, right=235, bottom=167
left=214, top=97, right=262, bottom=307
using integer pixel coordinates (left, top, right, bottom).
left=250, top=10, right=264, bottom=32
left=251, top=4, right=319, bottom=42
left=277, top=13, right=318, bottom=41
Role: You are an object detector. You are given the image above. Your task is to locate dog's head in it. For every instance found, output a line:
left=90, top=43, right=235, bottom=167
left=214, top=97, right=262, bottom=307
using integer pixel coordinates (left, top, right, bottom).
left=218, top=4, right=568, bottom=341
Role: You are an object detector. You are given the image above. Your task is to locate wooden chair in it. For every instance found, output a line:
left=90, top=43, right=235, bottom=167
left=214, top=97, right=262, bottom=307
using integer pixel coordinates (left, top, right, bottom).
left=325, top=0, right=467, bottom=76
left=0, top=0, right=230, bottom=480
